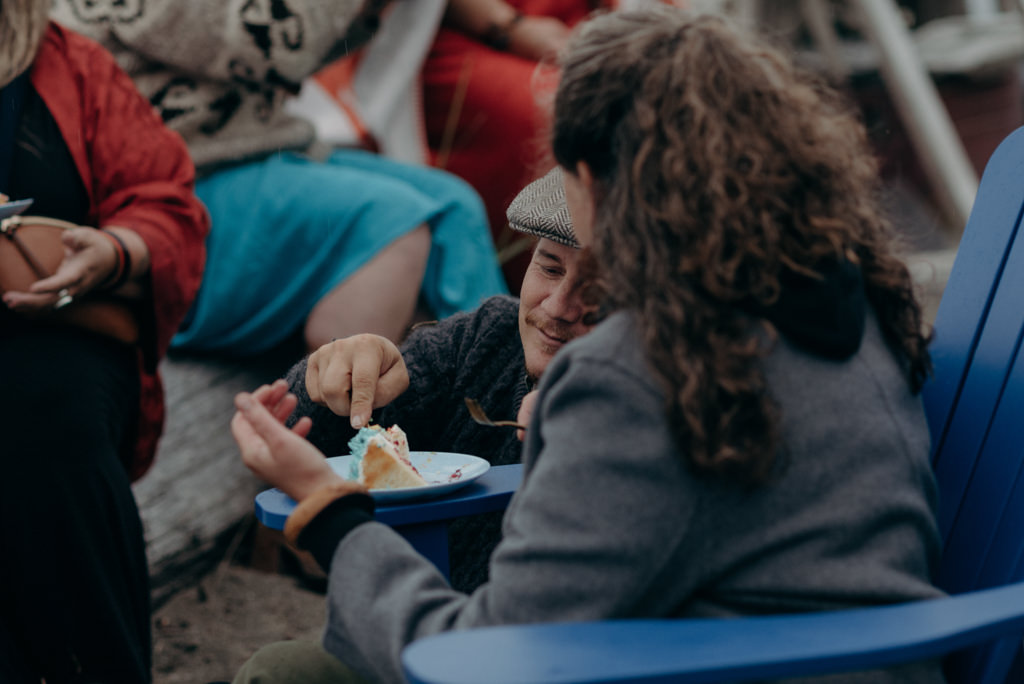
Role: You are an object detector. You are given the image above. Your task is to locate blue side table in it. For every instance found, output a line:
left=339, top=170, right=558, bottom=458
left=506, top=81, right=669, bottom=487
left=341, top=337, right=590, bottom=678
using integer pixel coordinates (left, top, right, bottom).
left=254, top=464, right=522, bottom=578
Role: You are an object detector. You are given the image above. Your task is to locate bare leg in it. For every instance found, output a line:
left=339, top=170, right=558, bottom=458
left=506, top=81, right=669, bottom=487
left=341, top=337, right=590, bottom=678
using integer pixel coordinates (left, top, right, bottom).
left=304, top=225, right=432, bottom=352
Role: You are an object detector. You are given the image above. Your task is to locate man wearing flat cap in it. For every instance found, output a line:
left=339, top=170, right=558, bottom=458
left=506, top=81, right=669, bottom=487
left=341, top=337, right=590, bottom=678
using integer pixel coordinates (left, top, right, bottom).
left=282, top=167, right=601, bottom=593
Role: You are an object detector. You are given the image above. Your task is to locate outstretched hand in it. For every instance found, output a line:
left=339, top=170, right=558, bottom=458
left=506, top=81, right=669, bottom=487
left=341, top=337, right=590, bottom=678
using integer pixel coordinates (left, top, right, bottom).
left=232, top=379, right=358, bottom=502
left=305, top=334, right=409, bottom=430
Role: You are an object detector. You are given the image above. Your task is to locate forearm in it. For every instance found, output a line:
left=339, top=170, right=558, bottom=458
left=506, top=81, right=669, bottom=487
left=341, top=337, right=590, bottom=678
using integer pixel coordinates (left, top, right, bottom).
left=443, top=0, right=520, bottom=43
left=442, top=0, right=572, bottom=60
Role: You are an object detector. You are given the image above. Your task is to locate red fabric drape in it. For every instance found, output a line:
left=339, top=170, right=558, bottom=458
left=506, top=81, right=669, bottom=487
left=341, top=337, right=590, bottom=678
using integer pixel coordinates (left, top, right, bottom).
left=422, top=0, right=600, bottom=291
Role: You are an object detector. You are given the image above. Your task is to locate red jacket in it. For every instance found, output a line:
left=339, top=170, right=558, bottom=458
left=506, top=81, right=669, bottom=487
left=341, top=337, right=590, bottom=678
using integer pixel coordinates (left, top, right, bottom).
left=31, top=23, right=209, bottom=480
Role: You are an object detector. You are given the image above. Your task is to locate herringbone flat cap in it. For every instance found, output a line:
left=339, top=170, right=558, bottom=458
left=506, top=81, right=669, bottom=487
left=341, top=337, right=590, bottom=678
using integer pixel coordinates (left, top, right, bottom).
left=506, top=166, right=579, bottom=248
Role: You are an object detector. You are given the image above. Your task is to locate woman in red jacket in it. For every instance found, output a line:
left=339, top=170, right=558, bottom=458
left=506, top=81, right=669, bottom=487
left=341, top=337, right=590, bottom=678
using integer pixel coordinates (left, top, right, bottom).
left=0, top=2, right=208, bottom=682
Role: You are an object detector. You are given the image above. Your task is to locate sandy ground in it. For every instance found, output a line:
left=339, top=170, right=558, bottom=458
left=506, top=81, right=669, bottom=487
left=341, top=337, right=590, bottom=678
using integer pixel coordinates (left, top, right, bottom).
left=152, top=532, right=328, bottom=684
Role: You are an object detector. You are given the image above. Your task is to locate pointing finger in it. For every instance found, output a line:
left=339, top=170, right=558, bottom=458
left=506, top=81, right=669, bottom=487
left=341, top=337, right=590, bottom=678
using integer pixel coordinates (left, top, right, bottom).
left=348, top=347, right=383, bottom=429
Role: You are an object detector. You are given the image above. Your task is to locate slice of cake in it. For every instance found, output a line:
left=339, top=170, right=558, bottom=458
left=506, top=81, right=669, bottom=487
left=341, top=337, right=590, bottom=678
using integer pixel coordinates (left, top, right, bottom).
left=346, top=424, right=428, bottom=490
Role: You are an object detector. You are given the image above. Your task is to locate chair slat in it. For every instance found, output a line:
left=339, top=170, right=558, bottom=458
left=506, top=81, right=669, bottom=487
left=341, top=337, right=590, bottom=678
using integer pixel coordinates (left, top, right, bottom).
left=925, top=128, right=1024, bottom=461
left=936, top=262, right=1024, bottom=575
left=941, top=346, right=1024, bottom=592
left=926, top=127, right=1024, bottom=546
left=941, top=348, right=1024, bottom=683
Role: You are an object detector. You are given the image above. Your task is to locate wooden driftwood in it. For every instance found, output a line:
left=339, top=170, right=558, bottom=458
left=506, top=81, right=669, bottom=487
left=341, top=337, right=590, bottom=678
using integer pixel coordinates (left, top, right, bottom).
left=133, top=347, right=297, bottom=607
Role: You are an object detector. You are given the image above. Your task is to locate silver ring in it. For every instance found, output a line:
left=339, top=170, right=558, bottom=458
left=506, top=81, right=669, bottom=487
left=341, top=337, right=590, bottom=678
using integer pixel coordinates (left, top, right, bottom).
left=54, top=289, right=73, bottom=310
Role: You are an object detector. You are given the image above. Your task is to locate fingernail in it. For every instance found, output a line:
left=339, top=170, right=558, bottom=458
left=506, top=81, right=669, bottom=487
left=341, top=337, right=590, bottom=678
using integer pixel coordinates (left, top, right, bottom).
left=351, top=414, right=364, bottom=429
left=236, top=394, right=253, bottom=410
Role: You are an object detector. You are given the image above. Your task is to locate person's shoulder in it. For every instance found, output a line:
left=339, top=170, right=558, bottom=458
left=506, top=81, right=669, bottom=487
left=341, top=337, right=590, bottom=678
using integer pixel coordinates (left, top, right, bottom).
left=45, top=21, right=104, bottom=58
left=474, top=295, right=520, bottom=324
left=460, top=295, right=522, bottom=354
left=399, top=297, right=521, bottom=385
left=32, top=22, right=70, bottom=67
left=405, top=296, right=519, bottom=343
left=545, top=309, right=655, bottom=392
left=40, top=21, right=122, bottom=79
left=563, top=310, right=640, bottom=362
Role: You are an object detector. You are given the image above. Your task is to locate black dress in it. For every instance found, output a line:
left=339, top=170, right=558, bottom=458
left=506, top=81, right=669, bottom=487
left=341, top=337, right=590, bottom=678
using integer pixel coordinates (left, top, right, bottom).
left=0, top=78, right=151, bottom=684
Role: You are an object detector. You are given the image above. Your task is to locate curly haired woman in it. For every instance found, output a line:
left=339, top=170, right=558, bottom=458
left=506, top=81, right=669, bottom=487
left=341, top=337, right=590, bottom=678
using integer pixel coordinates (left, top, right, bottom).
left=228, top=7, right=945, bottom=683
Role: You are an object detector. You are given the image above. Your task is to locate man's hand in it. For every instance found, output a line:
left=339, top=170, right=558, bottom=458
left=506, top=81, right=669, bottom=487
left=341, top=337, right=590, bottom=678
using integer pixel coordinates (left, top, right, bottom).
left=305, top=334, right=410, bottom=429
left=232, top=379, right=363, bottom=502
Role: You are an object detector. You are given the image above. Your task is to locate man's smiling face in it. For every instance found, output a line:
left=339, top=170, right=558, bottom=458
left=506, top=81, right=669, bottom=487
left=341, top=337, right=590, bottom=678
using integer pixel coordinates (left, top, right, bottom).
left=518, top=239, right=597, bottom=382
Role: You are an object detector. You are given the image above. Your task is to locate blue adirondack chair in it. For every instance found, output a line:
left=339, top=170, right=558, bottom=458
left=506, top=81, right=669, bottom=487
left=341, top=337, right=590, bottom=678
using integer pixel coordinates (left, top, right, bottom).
left=398, top=127, right=1024, bottom=684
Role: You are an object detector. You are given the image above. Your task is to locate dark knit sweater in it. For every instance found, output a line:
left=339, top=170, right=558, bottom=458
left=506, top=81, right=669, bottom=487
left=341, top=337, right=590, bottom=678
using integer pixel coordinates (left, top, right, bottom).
left=285, top=295, right=529, bottom=591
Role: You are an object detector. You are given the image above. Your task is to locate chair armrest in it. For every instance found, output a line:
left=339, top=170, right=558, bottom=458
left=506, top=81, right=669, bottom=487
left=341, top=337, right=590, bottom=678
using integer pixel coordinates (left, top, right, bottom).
left=402, top=581, right=1024, bottom=684
left=254, top=463, right=522, bottom=531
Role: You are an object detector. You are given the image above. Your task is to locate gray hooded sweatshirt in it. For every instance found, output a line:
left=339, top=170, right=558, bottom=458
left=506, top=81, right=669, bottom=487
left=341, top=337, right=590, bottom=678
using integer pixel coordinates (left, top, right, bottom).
left=305, top=308, right=944, bottom=683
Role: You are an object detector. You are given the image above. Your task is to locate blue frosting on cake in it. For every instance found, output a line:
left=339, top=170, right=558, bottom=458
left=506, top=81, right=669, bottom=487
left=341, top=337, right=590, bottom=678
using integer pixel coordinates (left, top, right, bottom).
left=346, top=426, right=383, bottom=480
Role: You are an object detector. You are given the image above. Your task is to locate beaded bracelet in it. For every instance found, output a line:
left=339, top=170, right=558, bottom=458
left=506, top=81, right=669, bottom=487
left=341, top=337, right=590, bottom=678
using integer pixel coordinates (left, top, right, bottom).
left=483, top=11, right=525, bottom=52
left=97, top=228, right=132, bottom=290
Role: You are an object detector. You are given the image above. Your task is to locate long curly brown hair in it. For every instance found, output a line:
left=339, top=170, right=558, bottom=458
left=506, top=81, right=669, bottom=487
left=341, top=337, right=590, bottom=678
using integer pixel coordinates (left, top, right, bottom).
left=552, top=8, right=932, bottom=483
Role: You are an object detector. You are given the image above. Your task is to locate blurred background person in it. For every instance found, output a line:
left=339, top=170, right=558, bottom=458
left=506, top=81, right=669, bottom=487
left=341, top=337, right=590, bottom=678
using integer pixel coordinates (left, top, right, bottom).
left=52, top=0, right=507, bottom=357
left=0, top=1, right=208, bottom=681
left=294, top=0, right=613, bottom=292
